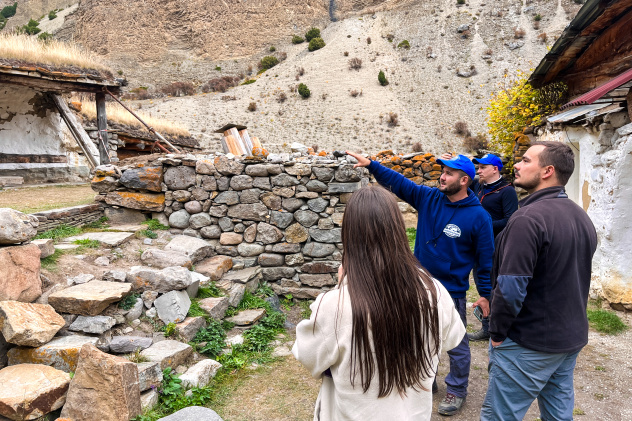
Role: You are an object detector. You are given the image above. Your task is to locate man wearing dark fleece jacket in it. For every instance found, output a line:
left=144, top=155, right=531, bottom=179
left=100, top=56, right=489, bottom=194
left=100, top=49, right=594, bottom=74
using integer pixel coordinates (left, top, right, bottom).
left=481, top=142, right=597, bottom=421
left=347, top=151, right=494, bottom=417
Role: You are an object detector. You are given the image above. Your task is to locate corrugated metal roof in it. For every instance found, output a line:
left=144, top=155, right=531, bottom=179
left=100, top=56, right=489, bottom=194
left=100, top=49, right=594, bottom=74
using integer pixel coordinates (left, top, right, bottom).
left=547, top=103, right=611, bottom=123
left=561, top=67, right=632, bottom=109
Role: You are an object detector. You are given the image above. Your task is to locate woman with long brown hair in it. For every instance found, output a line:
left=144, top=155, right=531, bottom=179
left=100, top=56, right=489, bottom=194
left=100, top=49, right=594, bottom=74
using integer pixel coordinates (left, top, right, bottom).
left=292, top=185, right=465, bottom=420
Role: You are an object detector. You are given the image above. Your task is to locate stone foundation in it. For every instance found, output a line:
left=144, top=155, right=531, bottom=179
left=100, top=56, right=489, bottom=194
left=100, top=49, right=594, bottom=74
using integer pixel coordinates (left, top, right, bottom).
left=31, top=204, right=105, bottom=233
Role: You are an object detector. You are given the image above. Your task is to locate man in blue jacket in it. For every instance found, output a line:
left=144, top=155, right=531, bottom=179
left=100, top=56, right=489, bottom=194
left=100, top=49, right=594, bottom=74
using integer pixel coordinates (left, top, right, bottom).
left=347, top=151, right=494, bottom=416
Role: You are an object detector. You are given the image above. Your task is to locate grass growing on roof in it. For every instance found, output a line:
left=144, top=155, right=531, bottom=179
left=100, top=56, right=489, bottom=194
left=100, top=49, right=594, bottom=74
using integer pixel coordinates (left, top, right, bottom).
left=0, top=33, right=110, bottom=72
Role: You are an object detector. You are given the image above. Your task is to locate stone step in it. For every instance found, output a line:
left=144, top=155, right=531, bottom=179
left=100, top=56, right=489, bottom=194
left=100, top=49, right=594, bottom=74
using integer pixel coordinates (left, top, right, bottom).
left=140, top=340, right=193, bottom=370
left=225, top=308, right=266, bottom=326
left=64, top=231, right=135, bottom=247
left=48, top=280, right=132, bottom=316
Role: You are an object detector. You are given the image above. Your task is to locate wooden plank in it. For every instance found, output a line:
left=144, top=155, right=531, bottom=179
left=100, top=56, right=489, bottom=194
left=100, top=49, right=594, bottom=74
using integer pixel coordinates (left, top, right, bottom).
left=51, top=94, right=99, bottom=169
left=220, top=136, right=230, bottom=154
left=95, top=93, right=110, bottom=165
left=239, top=129, right=254, bottom=155
left=251, top=136, right=262, bottom=149
left=0, top=153, right=67, bottom=164
left=0, top=73, right=120, bottom=94
left=229, top=127, right=250, bottom=156
left=225, top=134, right=242, bottom=155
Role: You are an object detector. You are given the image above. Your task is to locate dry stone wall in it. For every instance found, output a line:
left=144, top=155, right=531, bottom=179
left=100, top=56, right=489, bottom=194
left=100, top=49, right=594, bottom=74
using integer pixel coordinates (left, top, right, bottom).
left=31, top=204, right=105, bottom=233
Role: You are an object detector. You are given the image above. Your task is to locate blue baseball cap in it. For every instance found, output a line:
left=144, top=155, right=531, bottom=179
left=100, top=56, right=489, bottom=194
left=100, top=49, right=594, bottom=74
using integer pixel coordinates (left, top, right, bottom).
left=472, top=154, right=503, bottom=170
left=436, top=154, right=476, bottom=179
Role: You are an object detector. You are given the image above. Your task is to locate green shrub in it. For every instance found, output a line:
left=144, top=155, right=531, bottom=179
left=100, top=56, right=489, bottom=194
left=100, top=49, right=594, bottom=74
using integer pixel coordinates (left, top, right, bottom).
left=269, top=46, right=276, bottom=52
left=241, top=79, right=256, bottom=85
left=305, top=27, right=321, bottom=42
left=298, top=83, right=311, bottom=98
left=292, top=35, right=304, bottom=44
left=197, top=284, right=222, bottom=299
left=139, top=229, right=157, bottom=239
left=398, top=40, right=410, bottom=49
left=21, top=19, right=41, bottom=35
left=378, top=70, right=389, bottom=86
left=38, top=32, right=53, bottom=41
left=119, top=293, right=140, bottom=311
left=193, top=319, right=227, bottom=358
left=48, top=10, right=57, bottom=20
left=214, top=66, right=221, bottom=71
left=258, top=55, right=279, bottom=70
left=534, top=14, right=542, bottom=21
left=308, top=37, right=325, bottom=52
left=0, top=2, right=17, bottom=19
left=141, top=219, right=169, bottom=230
left=72, top=239, right=100, bottom=248
left=457, top=0, right=465, bottom=4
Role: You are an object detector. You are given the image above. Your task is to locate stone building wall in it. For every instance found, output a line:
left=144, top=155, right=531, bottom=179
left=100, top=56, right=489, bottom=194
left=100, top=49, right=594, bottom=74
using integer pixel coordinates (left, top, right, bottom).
left=91, top=152, right=442, bottom=296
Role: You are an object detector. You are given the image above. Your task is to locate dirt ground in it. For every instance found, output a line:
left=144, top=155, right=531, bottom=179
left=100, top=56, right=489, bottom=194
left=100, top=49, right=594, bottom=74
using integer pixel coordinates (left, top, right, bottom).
left=0, top=184, right=95, bottom=213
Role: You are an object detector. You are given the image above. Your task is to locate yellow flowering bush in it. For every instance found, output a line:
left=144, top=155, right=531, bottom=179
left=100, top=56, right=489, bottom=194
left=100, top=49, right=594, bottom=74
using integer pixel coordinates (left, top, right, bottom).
left=487, top=71, right=567, bottom=165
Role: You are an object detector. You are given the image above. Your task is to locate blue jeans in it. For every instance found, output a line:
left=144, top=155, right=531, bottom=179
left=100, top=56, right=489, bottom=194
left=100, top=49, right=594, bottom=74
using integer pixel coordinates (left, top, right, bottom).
left=445, top=297, right=470, bottom=398
left=480, top=338, right=580, bottom=421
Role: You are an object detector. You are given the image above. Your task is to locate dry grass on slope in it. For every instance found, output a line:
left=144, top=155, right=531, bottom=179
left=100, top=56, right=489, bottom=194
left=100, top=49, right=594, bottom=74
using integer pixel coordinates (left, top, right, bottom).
left=76, top=96, right=191, bottom=137
left=0, top=33, right=110, bottom=73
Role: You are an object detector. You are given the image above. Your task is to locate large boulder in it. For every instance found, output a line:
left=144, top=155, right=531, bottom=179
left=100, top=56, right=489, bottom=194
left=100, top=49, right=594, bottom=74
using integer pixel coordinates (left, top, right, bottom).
left=119, top=167, right=163, bottom=192
left=7, top=335, right=98, bottom=372
left=140, top=249, right=193, bottom=269
left=0, top=301, right=65, bottom=347
left=0, top=208, right=38, bottom=245
left=164, top=235, right=215, bottom=263
left=0, top=364, right=71, bottom=421
left=154, top=290, right=191, bottom=324
left=60, top=344, right=141, bottom=421
left=163, top=166, right=196, bottom=190
left=48, top=281, right=131, bottom=316
left=0, top=243, right=42, bottom=302
left=105, top=191, right=165, bottom=212
left=127, top=266, right=193, bottom=293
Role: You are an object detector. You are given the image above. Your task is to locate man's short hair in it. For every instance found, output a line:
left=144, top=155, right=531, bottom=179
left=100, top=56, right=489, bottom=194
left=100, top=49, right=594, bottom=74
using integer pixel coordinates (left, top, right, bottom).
left=530, top=141, right=575, bottom=186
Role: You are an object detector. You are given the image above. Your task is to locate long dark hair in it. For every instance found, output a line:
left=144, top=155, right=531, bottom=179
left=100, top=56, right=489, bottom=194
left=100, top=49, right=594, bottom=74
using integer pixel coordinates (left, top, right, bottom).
left=340, top=185, right=440, bottom=397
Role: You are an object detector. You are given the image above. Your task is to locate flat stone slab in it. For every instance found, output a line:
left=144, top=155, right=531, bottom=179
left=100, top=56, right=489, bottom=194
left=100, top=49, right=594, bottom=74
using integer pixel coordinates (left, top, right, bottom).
left=157, top=406, right=224, bottom=421
left=222, top=266, right=261, bottom=284
left=179, top=359, right=222, bottom=389
left=69, top=315, right=117, bottom=334
left=195, top=255, right=233, bottom=281
left=107, top=224, right=145, bottom=232
left=0, top=364, right=71, bottom=421
left=7, top=335, right=98, bottom=372
left=65, top=231, right=135, bottom=247
left=164, top=235, right=214, bottom=263
left=140, top=340, right=193, bottom=370
left=0, top=301, right=65, bottom=347
left=54, top=244, right=80, bottom=250
left=225, top=309, right=266, bottom=326
left=48, top=281, right=131, bottom=316
left=198, top=297, right=229, bottom=320
left=110, top=336, right=153, bottom=354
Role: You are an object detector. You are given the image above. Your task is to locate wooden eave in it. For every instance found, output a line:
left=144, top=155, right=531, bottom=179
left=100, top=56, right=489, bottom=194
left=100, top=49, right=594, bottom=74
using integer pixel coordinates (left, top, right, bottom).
left=0, top=66, right=121, bottom=94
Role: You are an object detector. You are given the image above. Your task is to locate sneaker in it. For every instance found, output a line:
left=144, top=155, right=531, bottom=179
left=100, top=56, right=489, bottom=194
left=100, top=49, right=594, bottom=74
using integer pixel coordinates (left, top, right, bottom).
left=467, top=328, right=490, bottom=342
left=438, top=393, right=465, bottom=416
left=432, top=379, right=438, bottom=394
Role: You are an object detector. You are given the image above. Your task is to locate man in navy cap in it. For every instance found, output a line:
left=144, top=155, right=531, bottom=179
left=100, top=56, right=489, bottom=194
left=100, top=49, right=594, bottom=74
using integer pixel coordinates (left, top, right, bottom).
left=346, top=151, right=494, bottom=416
left=468, top=154, right=519, bottom=342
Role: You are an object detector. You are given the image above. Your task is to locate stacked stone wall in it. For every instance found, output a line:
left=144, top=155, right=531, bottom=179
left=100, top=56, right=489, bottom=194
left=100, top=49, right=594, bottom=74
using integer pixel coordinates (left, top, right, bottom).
left=31, top=204, right=105, bottom=233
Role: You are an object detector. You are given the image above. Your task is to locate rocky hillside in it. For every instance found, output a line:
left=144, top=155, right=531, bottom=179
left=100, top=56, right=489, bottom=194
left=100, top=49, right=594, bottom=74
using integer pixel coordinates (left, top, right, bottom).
left=3, top=0, right=584, bottom=154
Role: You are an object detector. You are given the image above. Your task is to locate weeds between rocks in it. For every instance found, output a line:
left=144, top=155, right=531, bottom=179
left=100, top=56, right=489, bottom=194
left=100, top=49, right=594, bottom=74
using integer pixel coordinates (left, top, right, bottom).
left=587, top=306, right=628, bottom=335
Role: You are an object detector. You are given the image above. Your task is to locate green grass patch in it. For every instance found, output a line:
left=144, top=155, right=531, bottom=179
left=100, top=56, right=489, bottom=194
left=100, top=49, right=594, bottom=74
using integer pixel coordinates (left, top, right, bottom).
left=40, top=248, right=64, bottom=271
left=187, top=300, right=208, bottom=318
left=241, top=79, right=256, bottom=85
left=586, top=308, right=628, bottom=335
left=299, top=299, right=313, bottom=319
left=119, top=293, right=140, bottom=311
left=138, top=229, right=158, bottom=239
left=35, top=224, right=82, bottom=241
left=142, top=219, right=169, bottom=230
left=197, top=284, right=222, bottom=299
left=72, top=239, right=100, bottom=248
left=406, top=227, right=416, bottom=251
left=82, top=216, right=109, bottom=230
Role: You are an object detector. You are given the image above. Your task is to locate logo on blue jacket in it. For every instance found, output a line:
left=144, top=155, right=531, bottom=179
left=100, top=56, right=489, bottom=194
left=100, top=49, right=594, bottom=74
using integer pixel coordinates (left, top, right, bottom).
left=443, top=224, right=462, bottom=238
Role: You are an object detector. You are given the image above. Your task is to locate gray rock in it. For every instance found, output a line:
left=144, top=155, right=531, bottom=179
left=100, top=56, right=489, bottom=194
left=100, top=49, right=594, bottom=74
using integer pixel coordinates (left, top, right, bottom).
left=327, top=182, right=361, bottom=193
left=307, top=198, right=328, bottom=213
left=227, top=204, right=268, bottom=221
left=217, top=176, right=229, bottom=191
left=198, top=297, right=229, bottom=320
left=208, top=205, right=228, bottom=218
left=173, top=190, right=192, bottom=202
left=457, top=23, right=469, bottom=32
left=219, top=217, right=234, bottom=232
left=125, top=298, right=144, bottom=321
left=285, top=163, right=312, bottom=176
left=164, top=166, right=196, bottom=190
left=91, top=176, right=119, bottom=193
left=146, top=308, right=157, bottom=318
left=299, top=274, right=336, bottom=287
left=457, top=67, right=477, bottom=78
left=94, top=256, right=110, bottom=266
left=216, top=245, right=239, bottom=256
left=184, top=201, right=203, bottom=214
left=189, top=213, right=212, bottom=229
left=127, top=266, right=192, bottom=292
left=262, top=267, right=296, bottom=281
left=119, top=167, right=163, bottom=192
left=294, top=210, right=319, bottom=227
left=69, top=315, right=117, bottom=334
left=261, top=193, right=282, bottom=210
left=270, top=211, right=294, bottom=229
left=141, top=340, right=193, bottom=370
left=245, top=164, right=269, bottom=177
left=296, top=191, right=319, bottom=199
left=154, top=290, right=191, bottom=324
left=258, top=253, right=284, bottom=267
left=301, top=261, right=340, bottom=273
left=176, top=317, right=207, bottom=342
left=318, top=217, right=334, bottom=229
left=282, top=198, right=304, bottom=212
left=303, top=242, right=337, bottom=257
left=284, top=223, right=309, bottom=243
left=270, top=243, right=301, bottom=253
left=214, top=156, right=245, bottom=175
left=156, top=406, right=223, bottom=421
left=227, top=283, right=246, bottom=307
left=141, top=249, right=192, bottom=269
left=68, top=273, right=95, bottom=285
left=229, top=175, right=253, bottom=190
left=195, top=159, right=216, bottom=175
left=200, top=175, right=217, bottom=191
left=31, top=238, right=54, bottom=258
left=312, top=167, right=334, bottom=182
left=200, top=225, right=222, bottom=239
left=252, top=177, right=271, bottom=191
left=505, top=41, right=524, bottom=50
left=265, top=164, right=283, bottom=175
left=334, top=165, right=362, bottom=182
left=243, top=224, right=257, bottom=242
left=164, top=235, right=214, bottom=263
left=237, top=243, right=265, bottom=257
left=226, top=309, right=266, bottom=326
left=190, top=188, right=209, bottom=201
left=234, top=223, right=245, bottom=233
left=285, top=253, right=304, bottom=266
left=215, top=191, right=240, bottom=205
left=103, top=270, right=127, bottom=283
left=137, top=361, right=163, bottom=392
left=179, top=359, right=222, bottom=389
left=110, top=336, right=153, bottom=354
left=240, top=189, right=262, bottom=204
left=309, top=228, right=342, bottom=243
left=305, top=180, right=327, bottom=192
left=220, top=232, right=242, bottom=245
left=141, top=389, right=159, bottom=411
left=272, top=186, right=295, bottom=197
left=142, top=291, right=159, bottom=308
left=256, top=222, right=284, bottom=244
left=271, top=173, right=300, bottom=187
left=169, top=210, right=191, bottom=229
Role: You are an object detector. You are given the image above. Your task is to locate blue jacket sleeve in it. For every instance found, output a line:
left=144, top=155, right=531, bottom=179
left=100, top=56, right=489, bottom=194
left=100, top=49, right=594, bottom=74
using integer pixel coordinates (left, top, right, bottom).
left=489, top=215, right=541, bottom=342
left=367, top=160, right=431, bottom=208
left=491, top=188, right=519, bottom=233
left=473, top=214, right=494, bottom=298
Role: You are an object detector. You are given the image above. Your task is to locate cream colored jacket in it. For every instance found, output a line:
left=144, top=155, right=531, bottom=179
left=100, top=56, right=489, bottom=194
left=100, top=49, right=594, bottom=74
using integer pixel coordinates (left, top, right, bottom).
left=292, top=278, right=465, bottom=421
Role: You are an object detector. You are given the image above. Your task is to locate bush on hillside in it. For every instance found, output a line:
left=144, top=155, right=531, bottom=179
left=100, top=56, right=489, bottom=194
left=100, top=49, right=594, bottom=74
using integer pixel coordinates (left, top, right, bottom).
left=398, top=40, right=410, bottom=49
left=298, top=83, right=310, bottom=99
left=378, top=70, right=389, bottom=86
left=38, top=32, right=53, bottom=42
left=366, top=37, right=371, bottom=44
left=348, top=58, right=362, bottom=71
left=0, top=3, right=17, bottom=19
left=201, top=76, right=241, bottom=93
left=160, top=82, right=195, bottom=97
left=20, top=19, right=41, bottom=35
left=48, top=10, right=57, bottom=20
left=463, top=134, right=489, bottom=152
left=248, top=102, right=257, bottom=112
left=454, top=121, right=469, bottom=136
left=269, top=46, right=276, bottom=52
left=292, top=35, right=304, bottom=44
left=258, top=55, right=279, bottom=70
left=308, top=37, right=325, bottom=52
left=305, top=27, right=321, bottom=42
left=412, top=142, right=423, bottom=152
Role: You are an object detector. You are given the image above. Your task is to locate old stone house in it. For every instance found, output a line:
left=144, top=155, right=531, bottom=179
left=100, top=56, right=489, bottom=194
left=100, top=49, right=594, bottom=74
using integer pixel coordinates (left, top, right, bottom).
left=527, top=0, right=632, bottom=309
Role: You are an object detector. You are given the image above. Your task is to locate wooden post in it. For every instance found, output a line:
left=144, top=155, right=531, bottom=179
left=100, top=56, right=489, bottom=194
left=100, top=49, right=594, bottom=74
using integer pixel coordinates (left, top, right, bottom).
left=95, top=92, right=110, bottom=165
left=51, top=94, right=99, bottom=169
